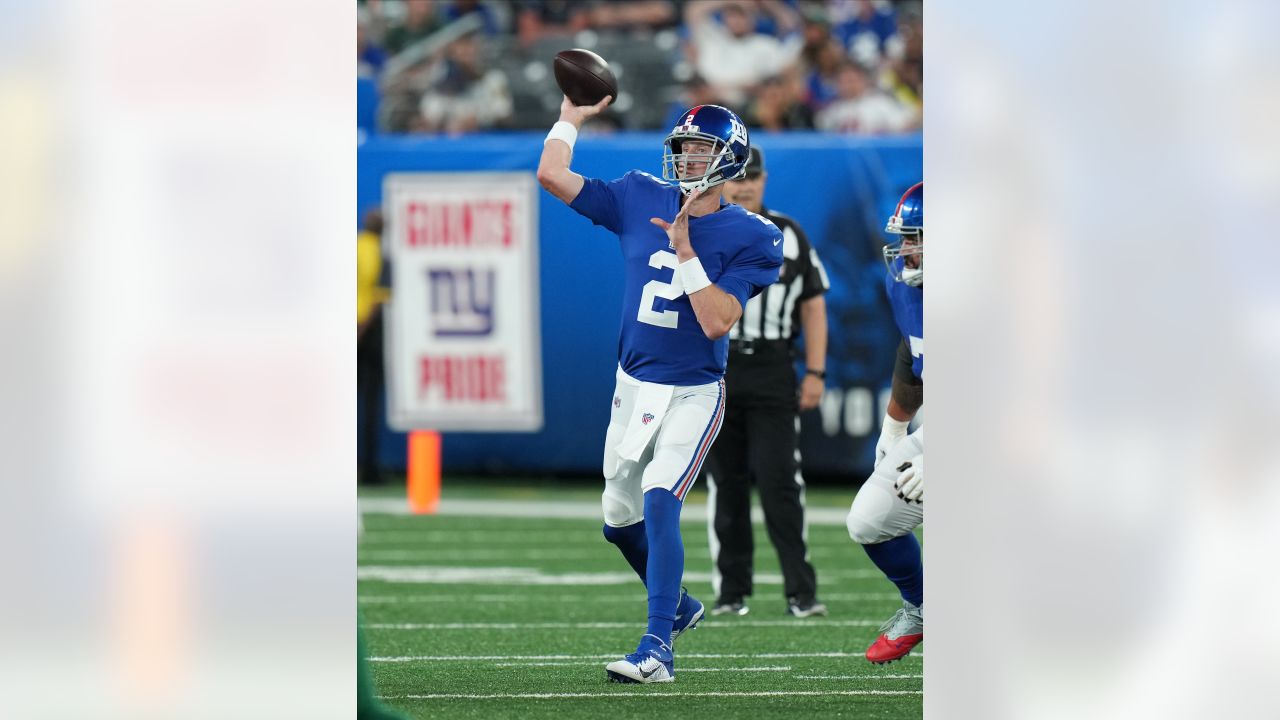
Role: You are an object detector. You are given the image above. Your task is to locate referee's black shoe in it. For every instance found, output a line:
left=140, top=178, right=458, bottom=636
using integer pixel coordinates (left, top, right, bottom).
left=785, top=597, right=829, bottom=618
left=711, top=598, right=750, bottom=616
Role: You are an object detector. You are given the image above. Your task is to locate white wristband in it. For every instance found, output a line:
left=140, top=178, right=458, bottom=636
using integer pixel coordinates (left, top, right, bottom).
left=544, top=121, right=578, bottom=150
left=678, top=257, right=712, bottom=294
left=881, top=414, right=911, bottom=436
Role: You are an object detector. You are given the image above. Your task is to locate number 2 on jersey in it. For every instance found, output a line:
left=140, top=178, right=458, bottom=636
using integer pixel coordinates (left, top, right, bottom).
left=637, top=250, right=681, bottom=328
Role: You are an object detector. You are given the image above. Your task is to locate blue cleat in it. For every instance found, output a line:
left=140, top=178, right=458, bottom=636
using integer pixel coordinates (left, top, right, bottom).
left=671, top=586, right=704, bottom=642
left=605, top=635, right=675, bottom=684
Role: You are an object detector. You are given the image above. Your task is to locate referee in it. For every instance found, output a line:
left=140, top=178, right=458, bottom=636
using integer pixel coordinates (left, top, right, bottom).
left=706, top=146, right=830, bottom=618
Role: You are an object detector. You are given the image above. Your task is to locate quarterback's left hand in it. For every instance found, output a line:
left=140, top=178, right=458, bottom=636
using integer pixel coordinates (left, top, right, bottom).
left=894, top=454, right=923, bottom=503
left=650, top=189, right=701, bottom=258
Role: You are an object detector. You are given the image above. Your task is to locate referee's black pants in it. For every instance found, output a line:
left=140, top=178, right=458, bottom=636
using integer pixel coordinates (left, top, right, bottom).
left=705, top=353, right=818, bottom=604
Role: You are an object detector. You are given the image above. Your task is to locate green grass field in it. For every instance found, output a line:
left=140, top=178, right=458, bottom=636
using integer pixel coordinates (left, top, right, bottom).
left=359, top=479, right=922, bottom=719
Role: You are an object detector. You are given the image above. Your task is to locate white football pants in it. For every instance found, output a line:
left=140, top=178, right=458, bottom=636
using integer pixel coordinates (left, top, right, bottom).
left=601, top=367, right=725, bottom=527
left=847, top=428, right=924, bottom=544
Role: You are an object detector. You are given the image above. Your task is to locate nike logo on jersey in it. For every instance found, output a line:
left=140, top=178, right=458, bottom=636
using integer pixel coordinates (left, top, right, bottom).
left=773, top=238, right=781, bottom=246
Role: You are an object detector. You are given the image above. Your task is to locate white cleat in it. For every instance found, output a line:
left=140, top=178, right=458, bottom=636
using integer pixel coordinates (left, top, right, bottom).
left=605, top=635, right=675, bottom=684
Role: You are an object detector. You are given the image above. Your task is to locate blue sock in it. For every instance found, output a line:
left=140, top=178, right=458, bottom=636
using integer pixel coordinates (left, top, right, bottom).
left=862, top=533, right=923, bottom=607
left=642, top=489, right=684, bottom=646
left=603, top=519, right=696, bottom=619
left=602, top=521, right=648, bottom=586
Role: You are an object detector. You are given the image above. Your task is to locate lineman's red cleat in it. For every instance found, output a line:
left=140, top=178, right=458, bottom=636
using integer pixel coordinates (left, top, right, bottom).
left=865, top=631, right=922, bottom=664
left=865, top=601, right=923, bottom=664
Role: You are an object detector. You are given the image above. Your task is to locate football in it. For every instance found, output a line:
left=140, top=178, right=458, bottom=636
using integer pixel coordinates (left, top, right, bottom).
left=553, top=48, right=618, bottom=107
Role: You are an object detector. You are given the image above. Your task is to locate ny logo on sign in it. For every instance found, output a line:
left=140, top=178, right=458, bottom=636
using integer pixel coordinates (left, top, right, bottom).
left=428, top=267, right=495, bottom=337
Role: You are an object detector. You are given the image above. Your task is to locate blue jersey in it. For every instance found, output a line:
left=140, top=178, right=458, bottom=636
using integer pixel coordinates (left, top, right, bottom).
left=885, top=259, right=923, bottom=379
left=571, top=170, right=783, bottom=385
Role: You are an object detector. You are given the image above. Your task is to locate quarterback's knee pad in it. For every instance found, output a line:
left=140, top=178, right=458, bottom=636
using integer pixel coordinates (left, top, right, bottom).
left=847, top=508, right=895, bottom=545
left=602, top=485, right=643, bottom=527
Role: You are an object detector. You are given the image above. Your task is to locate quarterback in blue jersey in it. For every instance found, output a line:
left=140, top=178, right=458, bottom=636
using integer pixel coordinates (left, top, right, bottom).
left=538, top=96, right=783, bottom=683
left=847, top=181, right=925, bottom=664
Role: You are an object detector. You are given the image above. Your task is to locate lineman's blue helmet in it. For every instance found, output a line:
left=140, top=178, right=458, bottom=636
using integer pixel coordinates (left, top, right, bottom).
left=884, top=181, right=923, bottom=287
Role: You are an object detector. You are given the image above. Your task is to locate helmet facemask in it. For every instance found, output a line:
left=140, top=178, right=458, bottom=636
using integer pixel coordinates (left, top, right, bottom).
left=883, top=230, right=923, bottom=287
left=661, top=135, right=745, bottom=195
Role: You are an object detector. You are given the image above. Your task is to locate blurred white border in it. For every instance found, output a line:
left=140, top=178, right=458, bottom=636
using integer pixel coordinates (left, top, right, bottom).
left=1, top=1, right=354, bottom=717
left=6, top=0, right=1280, bottom=716
left=928, top=1, right=1280, bottom=718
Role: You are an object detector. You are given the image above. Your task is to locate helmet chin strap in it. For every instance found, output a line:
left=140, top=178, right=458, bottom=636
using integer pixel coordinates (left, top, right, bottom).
left=680, top=177, right=714, bottom=195
left=901, top=267, right=923, bottom=287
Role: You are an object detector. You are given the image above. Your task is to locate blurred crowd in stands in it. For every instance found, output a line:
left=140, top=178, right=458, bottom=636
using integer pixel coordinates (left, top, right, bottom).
left=357, top=0, right=922, bottom=136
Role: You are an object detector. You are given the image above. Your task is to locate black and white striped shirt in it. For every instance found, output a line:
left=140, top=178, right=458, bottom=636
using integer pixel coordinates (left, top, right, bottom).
left=730, top=208, right=829, bottom=342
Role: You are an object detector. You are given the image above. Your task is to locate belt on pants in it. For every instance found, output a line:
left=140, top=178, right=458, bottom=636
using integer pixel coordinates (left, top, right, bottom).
left=728, top=338, right=792, bottom=356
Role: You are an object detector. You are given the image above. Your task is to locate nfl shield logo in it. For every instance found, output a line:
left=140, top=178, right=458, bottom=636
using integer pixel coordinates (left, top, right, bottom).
left=613, top=396, right=622, bottom=408
left=641, top=413, right=655, bottom=425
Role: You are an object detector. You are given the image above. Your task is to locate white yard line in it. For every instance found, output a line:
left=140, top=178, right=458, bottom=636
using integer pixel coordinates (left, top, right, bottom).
left=491, top=661, right=601, bottom=667
left=360, top=530, right=604, bottom=544
left=492, top=663, right=793, bottom=672
left=658, top=667, right=793, bottom=673
left=358, top=589, right=901, bottom=599
left=812, top=592, right=903, bottom=601
left=357, top=565, right=884, bottom=586
left=356, top=566, right=634, bottom=585
left=370, top=652, right=922, bottom=663
left=380, top=690, right=921, bottom=699
left=359, top=549, right=621, bottom=561
left=359, top=497, right=852, bottom=526
left=358, top=591, right=901, bottom=604
left=364, top=620, right=881, bottom=630
left=359, top=497, right=601, bottom=519
left=796, top=674, right=923, bottom=680
left=359, top=593, right=648, bottom=603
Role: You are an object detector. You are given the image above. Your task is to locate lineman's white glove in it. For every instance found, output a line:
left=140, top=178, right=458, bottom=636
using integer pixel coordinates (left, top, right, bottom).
left=874, top=415, right=911, bottom=467
left=894, top=454, right=924, bottom=504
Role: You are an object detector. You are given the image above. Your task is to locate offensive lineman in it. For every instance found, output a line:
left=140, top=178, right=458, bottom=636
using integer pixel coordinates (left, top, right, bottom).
left=846, top=181, right=925, bottom=664
left=537, top=97, right=783, bottom=683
